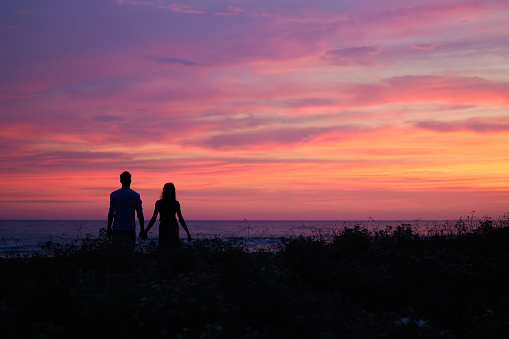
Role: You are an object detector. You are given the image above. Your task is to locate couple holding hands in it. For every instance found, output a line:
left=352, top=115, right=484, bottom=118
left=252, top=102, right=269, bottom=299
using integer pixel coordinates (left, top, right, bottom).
left=108, top=172, right=192, bottom=250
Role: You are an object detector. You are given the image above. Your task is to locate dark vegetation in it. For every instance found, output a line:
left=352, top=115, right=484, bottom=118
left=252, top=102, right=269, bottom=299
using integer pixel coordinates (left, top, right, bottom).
left=2, top=216, right=509, bottom=338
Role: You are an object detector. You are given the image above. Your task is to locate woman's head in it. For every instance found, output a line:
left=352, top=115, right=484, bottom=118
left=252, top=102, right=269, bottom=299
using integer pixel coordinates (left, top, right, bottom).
left=161, top=182, right=176, bottom=201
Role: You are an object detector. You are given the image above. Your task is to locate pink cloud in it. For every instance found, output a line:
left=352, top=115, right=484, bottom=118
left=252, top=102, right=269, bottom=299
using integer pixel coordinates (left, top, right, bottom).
left=468, top=26, right=490, bottom=36
left=344, top=75, right=509, bottom=106
left=365, top=1, right=485, bottom=24
left=347, top=1, right=495, bottom=43
left=411, top=43, right=444, bottom=50
left=4, top=71, right=507, bottom=157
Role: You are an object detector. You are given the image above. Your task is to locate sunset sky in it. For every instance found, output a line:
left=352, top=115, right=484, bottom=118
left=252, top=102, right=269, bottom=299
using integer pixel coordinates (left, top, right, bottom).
left=1, top=0, right=508, bottom=220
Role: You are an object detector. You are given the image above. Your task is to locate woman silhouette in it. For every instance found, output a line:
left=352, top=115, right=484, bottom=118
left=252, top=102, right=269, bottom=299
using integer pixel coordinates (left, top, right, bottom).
left=144, top=183, right=192, bottom=247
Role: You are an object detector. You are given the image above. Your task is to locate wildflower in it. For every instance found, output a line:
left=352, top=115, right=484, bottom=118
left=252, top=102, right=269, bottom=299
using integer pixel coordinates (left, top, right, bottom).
left=394, top=317, right=410, bottom=326
left=415, top=319, right=427, bottom=328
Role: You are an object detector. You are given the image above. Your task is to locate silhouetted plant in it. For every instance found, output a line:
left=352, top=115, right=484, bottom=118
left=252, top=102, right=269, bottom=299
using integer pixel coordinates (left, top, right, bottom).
left=3, top=217, right=509, bottom=338
left=331, top=225, right=371, bottom=254
left=474, top=216, right=494, bottom=234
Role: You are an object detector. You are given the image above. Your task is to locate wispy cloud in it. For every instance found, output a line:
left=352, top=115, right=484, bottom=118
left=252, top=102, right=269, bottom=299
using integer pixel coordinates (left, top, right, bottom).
left=412, top=43, right=444, bottom=50
left=168, top=4, right=205, bottom=14
left=144, top=56, right=199, bottom=66
left=468, top=27, right=490, bottom=36
left=416, top=117, right=509, bottom=133
left=117, top=1, right=205, bottom=14
left=321, top=46, right=382, bottom=66
left=345, top=75, right=509, bottom=106
left=215, top=7, right=244, bottom=16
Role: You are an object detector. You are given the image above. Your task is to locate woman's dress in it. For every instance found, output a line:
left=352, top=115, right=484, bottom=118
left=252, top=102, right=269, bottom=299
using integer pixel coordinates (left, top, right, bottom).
left=156, top=199, right=180, bottom=248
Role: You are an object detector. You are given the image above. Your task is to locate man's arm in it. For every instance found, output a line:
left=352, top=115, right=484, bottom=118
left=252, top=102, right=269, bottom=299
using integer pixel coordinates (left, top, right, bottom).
left=107, top=213, right=113, bottom=235
left=138, top=214, right=145, bottom=238
left=136, top=195, right=145, bottom=237
left=107, top=194, right=115, bottom=235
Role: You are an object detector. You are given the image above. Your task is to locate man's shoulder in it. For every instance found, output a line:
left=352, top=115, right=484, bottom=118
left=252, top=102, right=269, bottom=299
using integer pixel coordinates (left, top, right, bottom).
left=111, top=187, right=140, bottom=197
left=126, top=188, right=141, bottom=201
left=130, top=188, right=141, bottom=197
left=110, top=188, right=123, bottom=197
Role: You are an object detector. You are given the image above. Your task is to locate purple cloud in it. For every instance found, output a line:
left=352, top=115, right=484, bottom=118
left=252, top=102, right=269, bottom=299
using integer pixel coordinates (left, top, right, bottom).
left=282, top=98, right=338, bottom=108
left=40, top=151, right=126, bottom=160
left=93, top=115, right=125, bottom=123
left=215, top=7, right=244, bottom=16
left=416, top=117, right=509, bottom=133
left=118, top=1, right=205, bottom=14
left=321, top=46, right=382, bottom=66
left=191, top=122, right=366, bottom=150
left=195, top=127, right=326, bottom=149
left=144, top=56, right=199, bottom=66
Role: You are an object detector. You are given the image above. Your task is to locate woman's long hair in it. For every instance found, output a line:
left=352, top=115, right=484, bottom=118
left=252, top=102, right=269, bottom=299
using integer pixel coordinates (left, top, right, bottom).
left=161, top=182, right=176, bottom=202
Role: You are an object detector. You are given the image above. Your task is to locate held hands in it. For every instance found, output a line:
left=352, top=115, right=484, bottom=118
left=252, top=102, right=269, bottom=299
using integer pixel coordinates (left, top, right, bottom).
left=138, top=230, right=192, bottom=241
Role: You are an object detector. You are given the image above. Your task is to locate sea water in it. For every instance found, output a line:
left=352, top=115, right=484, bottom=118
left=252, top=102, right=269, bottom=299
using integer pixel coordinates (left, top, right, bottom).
left=0, top=219, right=443, bottom=256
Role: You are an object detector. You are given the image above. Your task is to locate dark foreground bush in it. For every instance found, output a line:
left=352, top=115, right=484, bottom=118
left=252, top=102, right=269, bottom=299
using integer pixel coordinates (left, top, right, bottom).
left=1, top=221, right=509, bottom=338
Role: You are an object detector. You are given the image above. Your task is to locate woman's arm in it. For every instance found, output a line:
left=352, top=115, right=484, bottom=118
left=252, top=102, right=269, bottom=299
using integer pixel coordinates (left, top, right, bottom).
left=144, top=202, right=159, bottom=235
left=176, top=201, right=192, bottom=241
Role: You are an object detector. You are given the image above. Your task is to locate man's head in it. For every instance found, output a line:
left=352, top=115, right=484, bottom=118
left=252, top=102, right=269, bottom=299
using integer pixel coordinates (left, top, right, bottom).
left=120, top=171, right=132, bottom=186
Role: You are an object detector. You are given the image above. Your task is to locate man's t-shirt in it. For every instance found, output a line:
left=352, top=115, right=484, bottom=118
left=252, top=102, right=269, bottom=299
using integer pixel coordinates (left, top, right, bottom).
left=109, top=186, right=143, bottom=231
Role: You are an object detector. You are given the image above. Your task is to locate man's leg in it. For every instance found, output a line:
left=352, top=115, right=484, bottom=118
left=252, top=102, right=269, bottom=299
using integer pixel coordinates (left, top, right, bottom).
left=112, top=230, right=136, bottom=251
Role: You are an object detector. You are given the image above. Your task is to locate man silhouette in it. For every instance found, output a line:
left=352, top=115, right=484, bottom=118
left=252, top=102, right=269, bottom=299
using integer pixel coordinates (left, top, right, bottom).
left=107, top=171, right=145, bottom=250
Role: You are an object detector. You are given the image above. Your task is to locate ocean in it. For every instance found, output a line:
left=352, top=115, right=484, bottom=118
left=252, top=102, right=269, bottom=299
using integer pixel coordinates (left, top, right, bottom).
left=0, top=219, right=445, bottom=256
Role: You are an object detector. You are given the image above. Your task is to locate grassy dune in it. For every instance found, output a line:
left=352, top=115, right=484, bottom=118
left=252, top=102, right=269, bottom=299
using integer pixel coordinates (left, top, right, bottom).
left=1, top=217, right=509, bottom=338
